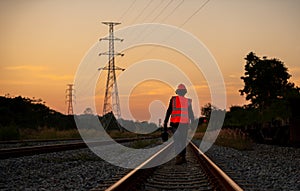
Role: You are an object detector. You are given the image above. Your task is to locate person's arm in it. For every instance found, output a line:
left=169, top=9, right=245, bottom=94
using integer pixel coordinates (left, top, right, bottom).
left=164, top=97, right=173, bottom=131
left=188, top=99, right=195, bottom=123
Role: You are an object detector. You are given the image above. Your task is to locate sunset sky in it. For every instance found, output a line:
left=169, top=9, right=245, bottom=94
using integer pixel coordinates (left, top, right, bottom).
left=1, top=0, right=299, bottom=122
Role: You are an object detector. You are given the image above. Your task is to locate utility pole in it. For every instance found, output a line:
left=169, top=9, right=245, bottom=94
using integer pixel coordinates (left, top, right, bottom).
left=66, top=84, right=74, bottom=115
left=99, top=22, right=124, bottom=120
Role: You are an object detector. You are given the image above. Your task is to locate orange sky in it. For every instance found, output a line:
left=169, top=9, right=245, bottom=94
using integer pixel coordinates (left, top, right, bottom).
left=1, top=0, right=300, bottom=122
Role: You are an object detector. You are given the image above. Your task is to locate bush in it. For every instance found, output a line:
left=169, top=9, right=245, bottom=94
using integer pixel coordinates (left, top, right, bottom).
left=19, top=128, right=80, bottom=140
left=193, top=128, right=253, bottom=151
left=0, top=124, right=20, bottom=141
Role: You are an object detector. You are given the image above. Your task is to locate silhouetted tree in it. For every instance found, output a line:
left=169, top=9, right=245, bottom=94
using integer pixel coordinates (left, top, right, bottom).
left=224, top=105, right=260, bottom=128
left=240, top=52, right=299, bottom=110
left=83, top=107, right=94, bottom=115
left=201, top=103, right=216, bottom=120
left=0, top=96, right=76, bottom=132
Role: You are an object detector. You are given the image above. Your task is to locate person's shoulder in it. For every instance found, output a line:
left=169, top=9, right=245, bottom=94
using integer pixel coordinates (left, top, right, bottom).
left=168, top=96, right=176, bottom=103
left=171, top=96, right=177, bottom=100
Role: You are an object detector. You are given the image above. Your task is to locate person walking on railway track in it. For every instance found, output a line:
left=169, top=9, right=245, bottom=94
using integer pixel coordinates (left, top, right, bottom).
left=164, top=84, right=195, bottom=165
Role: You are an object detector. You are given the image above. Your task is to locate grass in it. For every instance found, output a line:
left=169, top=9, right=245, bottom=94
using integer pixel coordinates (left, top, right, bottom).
left=108, top=130, right=140, bottom=139
left=19, top=128, right=81, bottom=140
left=108, top=130, right=161, bottom=139
left=193, top=125, right=253, bottom=151
left=0, top=124, right=20, bottom=140
left=215, top=128, right=253, bottom=150
left=128, top=139, right=160, bottom=149
left=0, top=125, right=160, bottom=141
left=0, top=123, right=253, bottom=151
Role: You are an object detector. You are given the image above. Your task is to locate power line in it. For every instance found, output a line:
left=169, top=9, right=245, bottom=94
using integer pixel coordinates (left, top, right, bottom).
left=119, top=0, right=208, bottom=46
left=130, top=0, right=154, bottom=24
left=150, top=0, right=173, bottom=22
left=141, top=0, right=164, bottom=22
left=136, top=0, right=179, bottom=42
left=135, top=0, right=211, bottom=61
left=117, top=0, right=184, bottom=44
left=116, top=0, right=164, bottom=48
left=179, top=0, right=210, bottom=27
left=118, top=0, right=137, bottom=22
left=159, top=0, right=185, bottom=23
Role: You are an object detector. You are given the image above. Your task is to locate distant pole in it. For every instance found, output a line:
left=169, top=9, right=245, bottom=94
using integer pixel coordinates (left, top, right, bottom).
left=99, top=22, right=124, bottom=120
left=66, top=84, right=74, bottom=115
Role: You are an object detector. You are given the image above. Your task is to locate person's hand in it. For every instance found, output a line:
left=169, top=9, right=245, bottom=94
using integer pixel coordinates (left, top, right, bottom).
left=161, top=123, right=169, bottom=142
left=163, top=122, right=168, bottom=132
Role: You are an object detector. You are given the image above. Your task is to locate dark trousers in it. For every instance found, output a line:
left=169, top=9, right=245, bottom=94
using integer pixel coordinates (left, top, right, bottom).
left=171, top=123, right=188, bottom=158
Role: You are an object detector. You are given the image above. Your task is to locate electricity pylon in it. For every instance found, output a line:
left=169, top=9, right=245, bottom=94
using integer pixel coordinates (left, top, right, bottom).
left=99, top=22, right=124, bottom=120
left=66, top=84, right=74, bottom=115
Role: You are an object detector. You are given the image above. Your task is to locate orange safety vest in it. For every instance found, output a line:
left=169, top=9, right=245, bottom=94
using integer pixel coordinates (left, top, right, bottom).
left=170, top=96, right=191, bottom=124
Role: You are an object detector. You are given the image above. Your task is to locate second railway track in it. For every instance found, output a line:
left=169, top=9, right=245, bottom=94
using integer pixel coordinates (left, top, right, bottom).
left=0, top=137, right=157, bottom=159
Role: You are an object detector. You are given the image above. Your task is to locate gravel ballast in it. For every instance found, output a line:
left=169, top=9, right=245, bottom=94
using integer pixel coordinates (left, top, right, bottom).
left=0, top=148, right=125, bottom=191
left=198, top=142, right=300, bottom=191
left=0, top=142, right=299, bottom=190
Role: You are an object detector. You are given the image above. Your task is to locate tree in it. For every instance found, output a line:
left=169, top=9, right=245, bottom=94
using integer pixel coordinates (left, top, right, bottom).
left=201, top=103, right=216, bottom=120
left=239, top=52, right=298, bottom=110
left=224, top=105, right=260, bottom=128
left=83, top=107, right=94, bottom=115
left=0, top=96, right=76, bottom=131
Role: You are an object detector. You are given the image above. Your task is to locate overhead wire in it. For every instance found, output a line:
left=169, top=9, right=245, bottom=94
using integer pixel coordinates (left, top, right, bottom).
left=111, top=0, right=182, bottom=46
left=133, top=0, right=175, bottom=43
left=141, top=0, right=164, bottom=23
left=110, top=0, right=157, bottom=48
left=179, top=0, right=210, bottom=27
left=136, top=0, right=211, bottom=61
left=118, top=0, right=137, bottom=22
left=106, top=0, right=210, bottom=63
left=130, top=0, right=154, bottom=24
left=159, top=0, right=185, bottom=23
left=150, top=0, right=174, bottom=22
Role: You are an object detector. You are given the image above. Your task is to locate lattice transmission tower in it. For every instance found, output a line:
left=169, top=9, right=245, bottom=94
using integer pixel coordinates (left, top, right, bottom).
left=99, top=22, right=125, bottom=119
left=65, top=84, right=75, bottom=115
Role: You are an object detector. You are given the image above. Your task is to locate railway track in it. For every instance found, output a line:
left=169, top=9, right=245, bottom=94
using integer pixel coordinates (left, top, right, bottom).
left=0, top=138, right=81, bottom=144
left=0, top=137, right=156, bottom=159
left=92, top=142, right=243, bottom=191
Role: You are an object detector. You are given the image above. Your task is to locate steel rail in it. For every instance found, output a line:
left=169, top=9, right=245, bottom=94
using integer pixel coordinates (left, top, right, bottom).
left=104, top=141, right=174, bottom=191
left=190, top=141, right=243, bottom=191
left=0, top=138, right=82, bottom=144
left=0, top=137, right=157, bottom=159
left=99, top=141, right=244, bottom=191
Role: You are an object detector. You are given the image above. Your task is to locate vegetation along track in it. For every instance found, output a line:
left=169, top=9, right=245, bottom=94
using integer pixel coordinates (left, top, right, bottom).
left=91, top=141, right=243, bottom=191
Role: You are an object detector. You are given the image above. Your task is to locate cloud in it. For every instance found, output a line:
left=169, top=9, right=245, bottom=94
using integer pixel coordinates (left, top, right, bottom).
left=193, top=84, right=209, bottom=90
left=0, top=80, right=37, bottom=85
left=4, top=65, right=47, bottom=71
left=2, top=65, right=73, bottom=82
left=289, top=66, right=300, bottom=74
left=228, top=74, right=238, bottom=78
left=38, top=74, right=73, bottom=81
left=289, top=66, right=300, bottom=86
